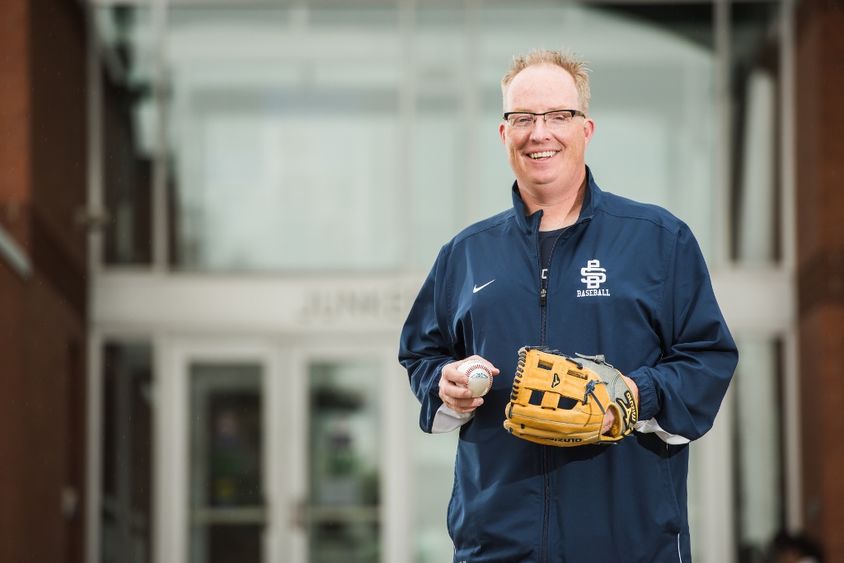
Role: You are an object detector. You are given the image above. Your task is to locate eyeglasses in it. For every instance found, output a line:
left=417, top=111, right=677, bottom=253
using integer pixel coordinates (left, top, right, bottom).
left=503, top=109, right=586, bottom=129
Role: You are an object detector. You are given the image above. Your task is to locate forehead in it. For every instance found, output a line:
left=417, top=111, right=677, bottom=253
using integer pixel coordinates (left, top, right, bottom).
left=504, top=64, right=579, bottom=112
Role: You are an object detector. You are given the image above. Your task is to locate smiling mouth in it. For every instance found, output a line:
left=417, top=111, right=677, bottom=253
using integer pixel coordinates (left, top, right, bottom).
left=527, top=150, right=559, bottom=160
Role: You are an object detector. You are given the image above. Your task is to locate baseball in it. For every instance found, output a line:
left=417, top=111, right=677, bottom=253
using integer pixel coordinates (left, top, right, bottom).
left=459, top=361, right=493, bottom=397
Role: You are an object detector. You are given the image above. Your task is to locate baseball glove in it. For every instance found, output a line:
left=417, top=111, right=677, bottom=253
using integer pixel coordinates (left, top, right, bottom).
left=503, top=347, right=638, bottom=447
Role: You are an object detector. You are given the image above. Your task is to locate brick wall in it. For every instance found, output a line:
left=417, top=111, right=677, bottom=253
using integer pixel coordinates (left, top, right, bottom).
left=795, top=0, right=844, bottom=560
left=0, top=0, right=88, bottom=561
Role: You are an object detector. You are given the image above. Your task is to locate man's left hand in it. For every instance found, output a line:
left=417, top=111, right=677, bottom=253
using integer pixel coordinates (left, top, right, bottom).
left=602, top=374, right=639, bottom=434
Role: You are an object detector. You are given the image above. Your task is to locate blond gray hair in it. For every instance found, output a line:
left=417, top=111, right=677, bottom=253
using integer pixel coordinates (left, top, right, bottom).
left=501, top=49, right=591, bottom=114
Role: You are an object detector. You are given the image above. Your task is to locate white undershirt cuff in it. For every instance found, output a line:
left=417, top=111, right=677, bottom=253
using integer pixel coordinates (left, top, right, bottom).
left=635, top=418, right=691, bottom=445
left=431, top=404, right=474, bottom=433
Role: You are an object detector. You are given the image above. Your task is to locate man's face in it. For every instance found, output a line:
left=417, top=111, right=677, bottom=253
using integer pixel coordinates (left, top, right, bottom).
left=499, top=64, right=594, bottom=193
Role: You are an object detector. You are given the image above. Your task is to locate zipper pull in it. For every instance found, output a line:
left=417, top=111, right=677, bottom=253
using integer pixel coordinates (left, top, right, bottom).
left=539, top=287, right=547, bottom=306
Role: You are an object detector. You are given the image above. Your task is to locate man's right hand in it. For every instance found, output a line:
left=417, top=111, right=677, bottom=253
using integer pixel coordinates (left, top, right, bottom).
left=438, top=356, right=500, bottom=414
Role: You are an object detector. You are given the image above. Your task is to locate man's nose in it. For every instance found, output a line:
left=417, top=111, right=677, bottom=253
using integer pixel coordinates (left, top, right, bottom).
left=529, top=117, right=551, bottom=141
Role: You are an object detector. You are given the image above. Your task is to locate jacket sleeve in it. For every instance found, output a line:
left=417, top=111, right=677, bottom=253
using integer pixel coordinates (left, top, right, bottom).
left=627, top=224, right=738, bottom=442
left=398, top=245, right=460, bottom=433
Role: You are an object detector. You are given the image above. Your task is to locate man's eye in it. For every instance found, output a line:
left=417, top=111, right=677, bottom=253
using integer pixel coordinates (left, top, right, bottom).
left=514, top=116, right=533, bottom=126
left=547, top=112, right=572, bottom=123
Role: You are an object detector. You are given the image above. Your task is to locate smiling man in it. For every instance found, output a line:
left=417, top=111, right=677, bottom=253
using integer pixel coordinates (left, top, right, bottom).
left=499, top=61, right=593, bottom=228
left=399, top=49, right=738, bottom=562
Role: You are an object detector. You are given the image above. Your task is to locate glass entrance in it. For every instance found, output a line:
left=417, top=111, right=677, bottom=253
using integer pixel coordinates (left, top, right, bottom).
left=158, top=342, right=388, bottom=563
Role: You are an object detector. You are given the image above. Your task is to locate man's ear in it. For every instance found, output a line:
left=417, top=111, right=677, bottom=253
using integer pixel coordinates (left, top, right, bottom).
left=499, top=122, right=506, bottom=143
left=583, top=118, right=595, bottom=145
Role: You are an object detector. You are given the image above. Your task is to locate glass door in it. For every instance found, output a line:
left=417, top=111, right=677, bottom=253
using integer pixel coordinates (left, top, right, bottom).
left=188, top=362, right=265, bottom=563
left=284, top=343, right=403, bottom=563
left=159, top=341, right=281, bottom=563
left=304, top=360, right=381, bottom=562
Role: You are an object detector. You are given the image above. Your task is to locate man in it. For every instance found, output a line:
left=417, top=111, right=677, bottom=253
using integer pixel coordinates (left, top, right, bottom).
left=399, top=49, right=738, bottom=562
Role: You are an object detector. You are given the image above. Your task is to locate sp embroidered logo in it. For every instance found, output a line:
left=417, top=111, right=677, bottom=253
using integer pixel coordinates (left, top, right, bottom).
left=577, top=259, right=611, bottom=298
left=580, top=259, right=606, bottom=288
left=551, top=373, right=560, bottom=388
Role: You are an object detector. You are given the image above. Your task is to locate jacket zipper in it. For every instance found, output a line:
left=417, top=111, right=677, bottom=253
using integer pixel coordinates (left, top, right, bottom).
left=536, top=217, right=590, bottom=562
left=538, top=232, right=562, bottom=347
left=537, top=230, right=562, bottom=563
left=539, top=285, right=548, bottom=345
left=538, top=235, right=547, bottom=346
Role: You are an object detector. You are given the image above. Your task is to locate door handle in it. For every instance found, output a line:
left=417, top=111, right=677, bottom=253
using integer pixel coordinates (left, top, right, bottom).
left=292, top=499, right=308, bottom=529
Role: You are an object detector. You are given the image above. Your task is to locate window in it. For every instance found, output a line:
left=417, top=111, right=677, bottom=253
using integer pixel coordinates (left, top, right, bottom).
left=100, top=341, right=154, bottom=563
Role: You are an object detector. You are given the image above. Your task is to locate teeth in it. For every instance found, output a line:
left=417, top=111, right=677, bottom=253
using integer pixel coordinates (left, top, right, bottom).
left=529, top=151, right=556, bottom=159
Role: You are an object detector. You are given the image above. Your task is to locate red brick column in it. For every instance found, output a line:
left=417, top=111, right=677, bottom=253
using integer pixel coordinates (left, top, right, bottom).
left=0, top=3, right=33, bottom=562
left=0, top=0, right=31, bottom=246
left=795, top=0, right=844, bottom=560
left=0, top=0, right=88, bottom=562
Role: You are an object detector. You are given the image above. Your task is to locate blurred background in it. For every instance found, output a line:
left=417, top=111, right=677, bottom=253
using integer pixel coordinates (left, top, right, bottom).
left=0, top=0, right=841, bottom=562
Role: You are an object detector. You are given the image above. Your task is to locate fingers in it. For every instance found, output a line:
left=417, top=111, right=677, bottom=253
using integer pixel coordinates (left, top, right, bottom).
left=601, top=410, right=615, bottom=435
left=622, top=374, right=639, bottom=404
left=439, top=379, right=483, bottom=413
left=439, top=355, right=499, bottom=413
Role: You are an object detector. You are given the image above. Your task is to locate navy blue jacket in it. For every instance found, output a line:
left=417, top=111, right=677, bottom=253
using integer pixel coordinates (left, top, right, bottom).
left=399, top=169, right=738, bottom=563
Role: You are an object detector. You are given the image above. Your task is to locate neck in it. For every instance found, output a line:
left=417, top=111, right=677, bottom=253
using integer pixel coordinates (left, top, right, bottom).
left=520, top=171, right=587, bottom=231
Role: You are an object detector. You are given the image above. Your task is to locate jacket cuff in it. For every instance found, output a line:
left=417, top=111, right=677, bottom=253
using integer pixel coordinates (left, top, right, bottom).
left=420, top=360, right=450, bottom=433
left=627, top=366, right=659, bottom=421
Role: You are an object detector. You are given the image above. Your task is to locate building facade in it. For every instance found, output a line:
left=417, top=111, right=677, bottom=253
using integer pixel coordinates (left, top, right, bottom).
left=1, top=0, right=842, bottom=562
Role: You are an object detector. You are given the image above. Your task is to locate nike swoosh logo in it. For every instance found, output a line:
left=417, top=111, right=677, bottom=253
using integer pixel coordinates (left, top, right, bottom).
left=472, top=280, right=495, bottom=293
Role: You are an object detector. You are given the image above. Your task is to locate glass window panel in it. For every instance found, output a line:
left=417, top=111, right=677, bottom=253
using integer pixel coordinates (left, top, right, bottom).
left=412, top=429, right=458, bottom=563
left=310, top=521, right=380, bottom=563
left=189, top=363, right=264, bottom=563
left=734, top=336, right=784, bottom=561
left=165, top=7, right=403, bottom=272
left=589, top=58, right=716, bottom=254
left=100, top=341, right=153, bottom=563
left=731, top=2, right=782, bottom=265
left=308, top=5, right=399, bottom=28
left=308, top=361, right=380, bottom=563
left=410, top=94, right=462, bottom=268
left=96, top=6, right=156, bottom=266
left=207, top=524, right=262, bottom=563
left=173, top=106, right=401, bottom=271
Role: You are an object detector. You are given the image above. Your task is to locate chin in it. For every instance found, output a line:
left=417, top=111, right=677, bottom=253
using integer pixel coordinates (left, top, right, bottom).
left=527, top=173, right=562, bottom=187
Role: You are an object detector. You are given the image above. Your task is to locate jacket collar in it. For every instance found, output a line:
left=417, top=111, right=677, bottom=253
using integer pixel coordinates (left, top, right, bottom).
left=511, top=165, right=602, bottom=233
